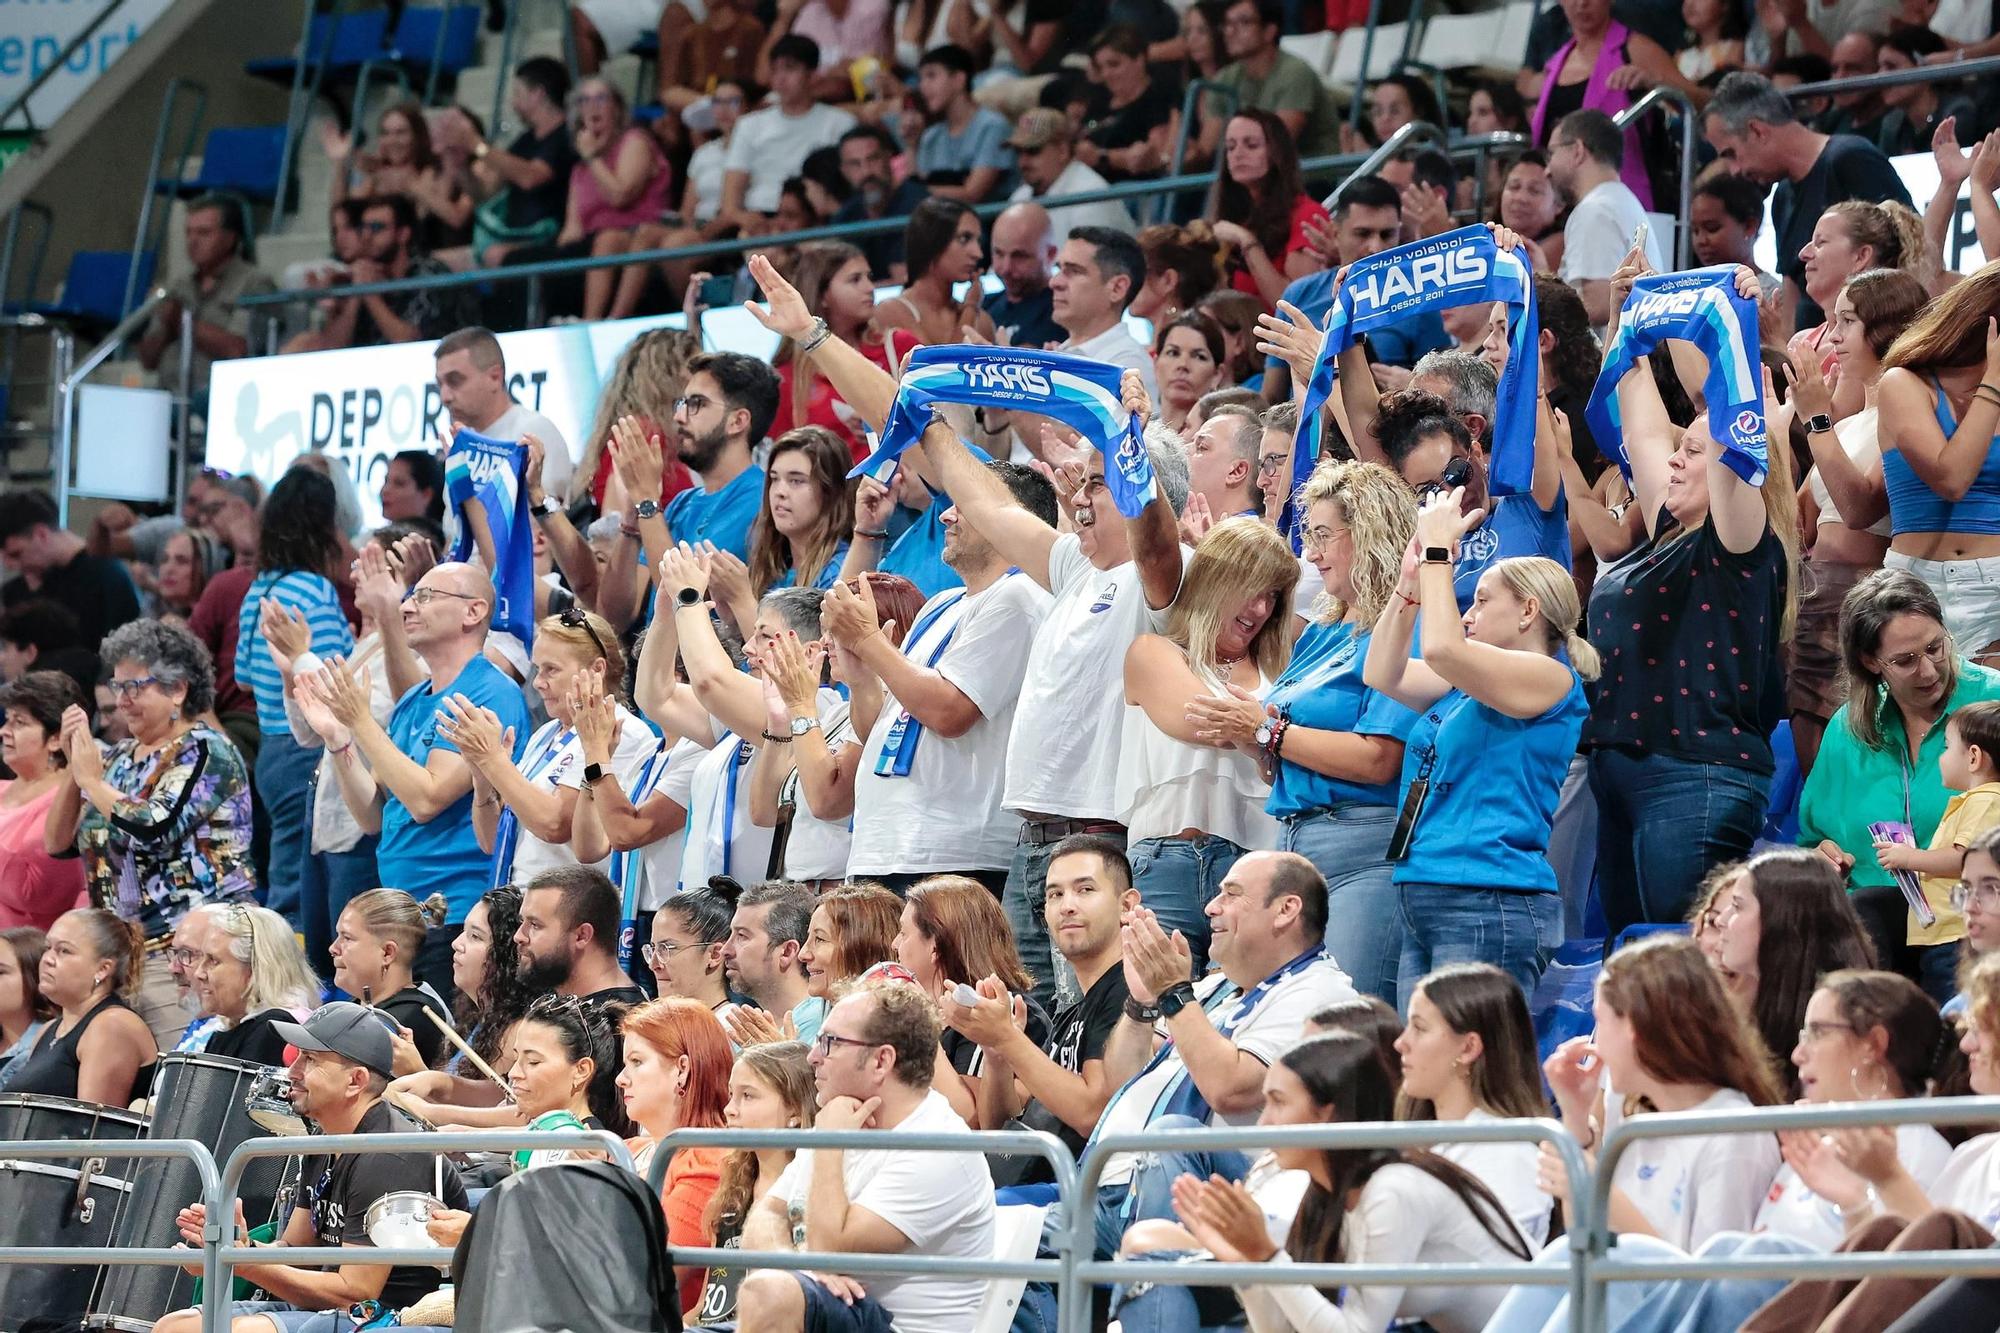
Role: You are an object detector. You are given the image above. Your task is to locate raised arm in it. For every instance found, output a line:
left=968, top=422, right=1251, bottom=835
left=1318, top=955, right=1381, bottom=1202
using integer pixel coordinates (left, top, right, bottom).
left=661, top=545, right=771, bottom=740
left=747, top=253, right=898, bottom=432
left=764, top=627, right=858, bottom=820
left=1363, top=542, right=1452, bottom=712
left=523, top=435, right=601, bottom=613
left=912, top=416, right=1061, bottom=589
left=1787, top=351, right=1888, bottom=531
left=1879, top=324, right=2000, bottom=500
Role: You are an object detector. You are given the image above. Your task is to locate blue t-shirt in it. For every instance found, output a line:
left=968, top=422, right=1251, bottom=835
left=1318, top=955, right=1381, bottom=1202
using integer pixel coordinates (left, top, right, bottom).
left=770, top=541, right=851, bottom=591
left=916, top=106, right=1015, bottom=184
left=238, top=570, right=354, bottom=735
left=665, top=465, right=765, bottom=562
left=1391, top=676, right=1588, bottom=892
left=1452, top=491, right=1571, bottom=612
left=1266, top=620, right=1418, bottom=816
left=378, top=655, right=530, bottom=922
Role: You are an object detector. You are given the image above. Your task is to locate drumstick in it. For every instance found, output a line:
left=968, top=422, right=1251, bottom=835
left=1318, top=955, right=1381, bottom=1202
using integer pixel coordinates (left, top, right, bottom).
left=424, top=1006, right=512, bottom=1091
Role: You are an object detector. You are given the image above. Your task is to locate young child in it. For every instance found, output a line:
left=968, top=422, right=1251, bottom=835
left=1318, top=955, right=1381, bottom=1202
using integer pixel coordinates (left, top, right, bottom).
left=1874, top=699, right=2000, bottom=1001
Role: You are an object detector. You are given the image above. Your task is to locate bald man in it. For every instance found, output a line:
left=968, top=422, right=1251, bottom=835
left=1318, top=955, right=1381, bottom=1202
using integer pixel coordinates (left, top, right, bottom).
left=982, top=202, right=1063, bottom=350
left=323, top=560, right=529, bottom=990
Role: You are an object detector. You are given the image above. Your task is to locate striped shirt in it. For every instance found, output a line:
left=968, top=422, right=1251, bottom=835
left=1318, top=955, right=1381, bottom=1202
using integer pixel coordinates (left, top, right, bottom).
left=237, top=570, right=354, bottom=734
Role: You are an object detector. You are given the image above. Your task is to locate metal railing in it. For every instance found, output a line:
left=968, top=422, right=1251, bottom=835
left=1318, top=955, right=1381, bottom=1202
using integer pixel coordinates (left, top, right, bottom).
left=0, top=1137, right=219, bottom=1269
left=52, top=290, right=171, bottom=526
left=0, top=311, right=73, bottom=494
left=0, top=0, right=143, bottom=134
left=1614, top=86, right=1697, bottom=271
left=129, top=77, right=208, bottom=321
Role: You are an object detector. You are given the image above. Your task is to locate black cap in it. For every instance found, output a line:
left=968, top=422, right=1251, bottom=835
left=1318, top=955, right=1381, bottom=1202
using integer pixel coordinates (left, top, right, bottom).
left=273, top=1001, right=397, bottom=1078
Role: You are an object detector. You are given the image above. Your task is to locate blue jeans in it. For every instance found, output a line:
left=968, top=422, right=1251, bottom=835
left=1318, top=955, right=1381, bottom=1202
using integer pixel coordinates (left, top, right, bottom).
left=1113, top=1251, right=1247, bottom=1333
left=1280, top=803, right=1401, bottom=1005
left=1005, top=826, right=1126, bottom=1012
left=1014, top=1182, right=1132, bottom=1333
left=299, top=832, right=379, bottom=986
left=1129, top=836, right=1242, bottom=979
left=1589, top=747, right=1770, bottom=942
left=253, top=732, right=320, bottom=924
left=1482, top=1231, right=1803, bottom=1333
left=1397, top=883, right=1561, bottom=1012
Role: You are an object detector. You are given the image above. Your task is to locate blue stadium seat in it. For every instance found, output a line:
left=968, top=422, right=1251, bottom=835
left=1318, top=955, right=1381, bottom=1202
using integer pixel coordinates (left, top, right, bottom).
left=383, top=5, right=481, bottom=80
left=243, top=10, right=390, bottom=82
left=22, top=250, right=156, bottom=327
left=156, top=127, right=288, bottom=203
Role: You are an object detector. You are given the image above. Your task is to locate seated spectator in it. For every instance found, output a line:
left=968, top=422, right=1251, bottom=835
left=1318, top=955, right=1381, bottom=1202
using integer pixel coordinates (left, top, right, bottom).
left=1383, top=145, right=1458, bottom=248
left=660, top=0, right=766, bottom=110
left=799, top=883, right=903, bottom=1001
left=876, top=197, right=997, bottom=345
left=191, top=902, right=320, bottom=1066
left=1342, top=71, right=1443, bottom=153
left=154, top=1003, right=469, bottom=1331
left=690, top=1040, right=817, bottom=1327
left=758, top=0, right=894, bottom=103
left=719, top=36, right=858, bottom=234
left=1677, top=0, right=1746, bottom=80
left=448, top=58, right=576, bottom=269
left=152, top=527, right=226, bottom=623
left=1208, top=109, right=1327, bottom=307
left=1131, top=221, right=1224, bottom=328
left=0, top=926, right=52, bottom=1085
left=287, top=194, right=477, bottom=349
left=1007, top=109, right=1137, bottom=242
left=1547, top=108, right=1664, bottom=329
left=9, top=909, right=156, bottom=1103
left=1151, top=311, right=1228, bottom=434
left=0, top=600, right=96, bottom=702
left=514, top=866, right=652, bottom=1007
left=0, top=490, right=141, bottom=647
left=1822, top=31, right=1893, bottom=142
left=913, top=44, right=1014, bottom=203
left=1196, top=0, right=1339, bottom=162
left=719, top=881, right=827, bottom=1043
left=830, top=125, right=932, bottom=282
left=0, top=673, right=86, bottom=931
left=385, top=886, right=529, bottom=1117
left=1873, top=26, right=1977, bottom=156
left=1198, top=289, right=1267, bottom=388
left=982, top=201, right=1063, bottom=349
left=330, top=888, right=452, bottom=1068
left=279, top=200, right=366, bottom=302
left=135, top=195, right=274, bottom=398
left=654, top=351, right=779, bottom=562
left=619, top=996, right=734, bottom=1313
left=1463, top=85, right=1533, bottom=215
left=323, top=101, right=447, bottom=220
left=747, top=427, right=855, bottom=593
left=1077, top=24, right=1180, bottom=181
left=736, top=979, right=996, bottom=1333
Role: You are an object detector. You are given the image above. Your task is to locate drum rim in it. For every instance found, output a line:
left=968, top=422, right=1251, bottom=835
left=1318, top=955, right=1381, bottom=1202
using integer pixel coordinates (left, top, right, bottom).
left=0, top=1160, right=135, bottom=1188
left=150, top=1051, right=276, bottom=1075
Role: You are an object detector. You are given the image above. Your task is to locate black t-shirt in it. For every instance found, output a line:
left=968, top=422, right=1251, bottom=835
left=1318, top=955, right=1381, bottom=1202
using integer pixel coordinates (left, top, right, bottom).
left=1081, top=78, right=1179, bottom=179
left=378, top=985, right=453, bottom=1068
left=502, top=124, right=579, bottom=230
left=205, top=1008, right=296, bottom=1067
left=579, top=984, right=648, bottom=1008
left=2, top=552, right=141, bottom=648
left=1018, top=964, right=1128, bottom=1160
left=1772, top=135, right=1911, bottom=327
left=298, top=1100, right=470, bottom=1309
left=690, top=1207, right=747, bottom=1325
left=944, top=994, right=1052, bottom=1079
left=833, top=177, right=933, bottom=280
left=1583, top=509, right=1788, bottom=774
left=982, top=287, right=1065, bottom=352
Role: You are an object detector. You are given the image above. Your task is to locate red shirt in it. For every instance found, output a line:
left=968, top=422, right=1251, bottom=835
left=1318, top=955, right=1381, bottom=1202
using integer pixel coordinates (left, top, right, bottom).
left=774, top=328, right=921, bottom=462
left=1231, top=194, right=1330, bottom=301
left=587, top=414, right=697, bottom=509
left=188, top=565, right=257, bottom=718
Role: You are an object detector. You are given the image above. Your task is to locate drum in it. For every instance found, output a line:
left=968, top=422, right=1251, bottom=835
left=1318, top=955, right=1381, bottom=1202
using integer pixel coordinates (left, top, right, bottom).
left=0, top=1093, right=147, bottom=1157
left=0, top=1096, right=147, bottom=1330
left=85, top=1052, right=300, bottom=1333
left=243, top=1067, right=307, bottom=1137
left=364, top=1190, right=449, bottom=1259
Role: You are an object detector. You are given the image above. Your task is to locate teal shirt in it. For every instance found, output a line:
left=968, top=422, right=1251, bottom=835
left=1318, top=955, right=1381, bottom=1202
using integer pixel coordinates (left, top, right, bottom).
left=1797, top=659, right=2000, bottom=888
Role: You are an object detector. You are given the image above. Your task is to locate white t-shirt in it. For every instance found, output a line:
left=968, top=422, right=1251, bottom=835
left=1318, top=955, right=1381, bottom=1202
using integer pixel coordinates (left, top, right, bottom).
left=687, top=137, right=729, bottom=224
left=1063, top=322, right=1159, bottom=404
left=642, top=737, right=705, bottom=908
left=1752, top=1121, right=1952, bottom=1252
left=1604, top=1087, right=1781, bottom=1252
left=1808, top=406, right=1893, bottom=538
left=770, top=1090, right=995, bottom=1333
left=1089, top=953, right=1356, bottom=1187
left=677, top=724, right=775, bottom=889
left=1003, top=533, right=1185, bottom=822
left=510, top=704, right=662, bottom=882
left=725, top=102, right=858, bottom=214
left=1436, top=1107, right=1553, bottom=1248
left=1013, top=159, right=1136, bottom=241
left=1934, top=1131, right=2000, bottom=1232
left=849, top=573, right=1052, bottom=875
left=775, top=690, right=853, bottom=882
left=1559, top=178, right=1663, bottom=285
left=484, top=401, right=575, bottom=499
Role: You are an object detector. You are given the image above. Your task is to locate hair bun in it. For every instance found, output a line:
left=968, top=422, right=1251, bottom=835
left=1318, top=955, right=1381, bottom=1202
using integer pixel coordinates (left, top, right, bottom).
left=419, top=893, right=449, bottom=928
left=705, top=875, right=746, bottom=907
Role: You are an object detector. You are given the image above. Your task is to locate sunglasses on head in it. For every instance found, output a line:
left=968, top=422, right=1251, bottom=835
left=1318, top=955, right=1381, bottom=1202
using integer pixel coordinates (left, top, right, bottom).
left=558, top=606, right=611, bottom=664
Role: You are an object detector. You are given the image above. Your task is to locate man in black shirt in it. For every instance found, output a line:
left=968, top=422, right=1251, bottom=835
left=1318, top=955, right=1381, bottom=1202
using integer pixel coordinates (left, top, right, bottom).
left=1702, top=70, right=1911, bottom=328
left=0, top=489, right=140, bottom=648
left=460, top=56, right=578, bottom=267
left=831, top=126, right=932, bottom=282
left=155, top=1002, right=468, bottom=1332
left=515, top=865, right=649, bottom=1006
left=940, top=834, right=1134, bottom=1174
left=984, top=203, right=1066, bottom=350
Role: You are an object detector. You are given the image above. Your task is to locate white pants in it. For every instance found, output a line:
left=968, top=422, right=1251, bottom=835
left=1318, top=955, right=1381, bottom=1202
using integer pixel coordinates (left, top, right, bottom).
left=1886, top=550, right=2000, bottom=656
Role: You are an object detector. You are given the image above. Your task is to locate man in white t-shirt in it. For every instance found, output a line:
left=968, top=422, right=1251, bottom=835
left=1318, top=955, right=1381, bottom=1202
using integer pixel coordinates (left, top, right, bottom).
left=1007, top=108, right=1136, bottom=242
left=737, top=981, right=995, bottom=1333
left=829, top=458, right=1056, bottom=894
left=719, top=34, right=858, bottom=227
left=1548, top=108, right=1664, bottom=331
left=434, top=326, right=573, bottom=499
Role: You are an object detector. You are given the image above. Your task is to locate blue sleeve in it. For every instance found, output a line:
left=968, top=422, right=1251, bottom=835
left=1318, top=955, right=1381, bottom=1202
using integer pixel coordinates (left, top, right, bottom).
left=463, top=664, right=532, bottom=760
left=1354, top=688, right=1421, bottom=741
left=270, top=573, right=355, bottom=654
left=971, top=113, right=1015, bottom=170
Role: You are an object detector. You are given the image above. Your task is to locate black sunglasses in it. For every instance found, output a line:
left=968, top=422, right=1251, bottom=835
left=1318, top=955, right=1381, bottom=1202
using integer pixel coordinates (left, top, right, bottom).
left=558, top=606, right=611, bottom=664
left=1417, top=455, right=1472, bottom=501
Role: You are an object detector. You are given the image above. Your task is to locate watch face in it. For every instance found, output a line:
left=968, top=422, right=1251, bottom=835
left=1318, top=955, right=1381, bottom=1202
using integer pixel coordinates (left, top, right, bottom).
left=790, top=715, right=815, bottom=735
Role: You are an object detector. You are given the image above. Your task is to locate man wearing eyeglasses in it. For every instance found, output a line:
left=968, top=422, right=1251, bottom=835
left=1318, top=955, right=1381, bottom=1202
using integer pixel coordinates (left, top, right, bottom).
left=737, top=981, right=995, bottom=1333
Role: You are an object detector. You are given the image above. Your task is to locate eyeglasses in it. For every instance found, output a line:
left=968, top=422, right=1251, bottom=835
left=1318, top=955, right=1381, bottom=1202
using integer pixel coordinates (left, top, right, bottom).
left=674, top=393, right=713, bottom=415
left=1952, top=881, right=2000, bottom=912
left=1798, top=1021, right=1856, bottom=1045
left=410, top=587, right=479, bottom=607
left=558, top=607, right=611, bottom=664
left=1302, top=525, right=1349, bottom=553
left=108, top=676, right=161, bottom=699
left=813, top=1030, right=878, bottom=1059
left=168, top=947, right=199, bottom=967
left=1880, top=636, right=1951, bottom=674
left=1256, top=452, right=1288, bottom=475
left=641, top=941, right=692, bottom=964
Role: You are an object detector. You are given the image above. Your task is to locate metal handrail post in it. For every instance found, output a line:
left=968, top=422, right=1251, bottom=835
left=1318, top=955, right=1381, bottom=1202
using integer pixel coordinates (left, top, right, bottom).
left=1579, top=1096, right=2000, bottom=1333
left=1324, top=119, right=1449, bottom=210
left=490, top=0, right=523, bottom=135
left=1782, top=52, right=2000, bottom=101
left=129, top=78, right=207, bottom=320
left=0, top=0, right=135, bottom=133
left=423, top=0, right=455, bottom=107
left=1349, top=0, right=1386, bottom=129
left=1612, top=86, right=1697, bottom=269
left=176, top=305, right=194, bottom=496
left=55, top=290, right=166, bottom=526
left=49, top=324, right=73, bottom=525
left=272, top=0, right=340, bottom=235
left=1060, top=1118, right=1591, bottom=1333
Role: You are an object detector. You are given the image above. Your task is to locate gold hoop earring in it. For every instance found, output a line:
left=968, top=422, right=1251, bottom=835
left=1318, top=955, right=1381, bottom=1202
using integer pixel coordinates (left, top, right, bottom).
left=1852, top=1062, right=1891, bottom=1099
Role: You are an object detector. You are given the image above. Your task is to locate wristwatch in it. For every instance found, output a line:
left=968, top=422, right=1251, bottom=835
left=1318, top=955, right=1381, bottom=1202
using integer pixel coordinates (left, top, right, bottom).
left=1254, top=720, right=1275, bottom=749
left=675, top=586, right=704, bottom=608
left=535, top=495, right=563, bottom=517
left=1806, top=412, right=1834, bottom=435
left=789, top=715, right=822, bottom=737
left=633, top=498, right=661, bottom=521
left=1422, top=546, right=1453, bottom=565
left=582, top=762, right=606, bottom=785
left=1158, top=981, right=1199, bottom=1019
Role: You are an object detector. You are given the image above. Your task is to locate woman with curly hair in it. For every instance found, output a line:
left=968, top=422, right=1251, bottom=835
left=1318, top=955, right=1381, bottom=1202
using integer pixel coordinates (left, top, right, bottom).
left=577, top=327, right=700, bottom=509
left=383, top=885, right=537, bottom=1124
left=1207, top=109, right=1326, bottom=307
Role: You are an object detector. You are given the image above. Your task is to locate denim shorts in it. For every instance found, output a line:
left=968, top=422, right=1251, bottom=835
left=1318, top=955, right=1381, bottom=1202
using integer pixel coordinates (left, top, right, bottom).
left=1886, top=549, right=2000, bottom=657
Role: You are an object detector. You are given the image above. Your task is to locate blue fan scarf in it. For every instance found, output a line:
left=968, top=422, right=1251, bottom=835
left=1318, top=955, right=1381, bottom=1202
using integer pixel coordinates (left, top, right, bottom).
left=852, top=345, right=1155, bottom=518
left=1585, top=265, right=1768, bottom=485
left=1290, top=226, right=1539, bottom=541
left=444, top=430, right=537, bottom=645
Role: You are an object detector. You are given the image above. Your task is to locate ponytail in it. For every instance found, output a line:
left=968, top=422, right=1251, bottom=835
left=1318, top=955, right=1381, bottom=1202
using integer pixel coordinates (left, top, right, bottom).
left=419, top=893, right=449, bottom=929
left=1564, top=629, right=1602, bottom=682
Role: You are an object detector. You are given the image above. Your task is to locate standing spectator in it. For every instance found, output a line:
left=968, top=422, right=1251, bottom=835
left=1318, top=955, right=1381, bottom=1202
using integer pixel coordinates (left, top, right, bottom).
left=1789, top=201, right=1925, bottom=366
left=1491, top=153, right=1565, bottom=276
left=449, top=58, right=576, bottom=269
left=1703, top=71, right=1912, bottom=330
left=1690, top=172, right=1778, bottom=285
left=185, top=479, right=263, bottom=767
left=1196, top=0, right=1339, bottom=161
left=1131, top=222, right=1224, bottom=329
left=877, top=197, right=998, bottom=346
left=1078, top=25, right=1180, bottom=182
left=983, top=202, right=1063, bottom=350
left=152, top=528, right=226, bottom=622
left=1547, top=109, right=1665, bottom=330
left=665, top=353, right=782, bottom=562
left=1151, top=312, right=1227, bottom=436
left=135, top=196, right=274, bottom=399
left=0, top=490, right=141, bottom=647
left=237, top=469, right=355, bottom=925
left=1051, top=227, right=1158, bottom=398
left=719, top=36, right=857, bottom=232
left=1523, top=0, right=1697, bottom=210
left=758, top=0, right=893, bottom=103
left=45, top=622, right=255, bottom=1047
left=0, top=674, right=87, bottom=930
left=828, top=126, right=932, bottom=283
left=748, top=427, right=857, bottom=593
left=434, top=327, right=574, bottom=501
left=1207, top=109, right=1326, bottom=308
left=289, top=195, right=478, bottom=350
left=1007, top=110, right=1136, bottom=242
left=913, top=45, right=1014, bottom=204
left=1261, top=175, right=1404, bottom=403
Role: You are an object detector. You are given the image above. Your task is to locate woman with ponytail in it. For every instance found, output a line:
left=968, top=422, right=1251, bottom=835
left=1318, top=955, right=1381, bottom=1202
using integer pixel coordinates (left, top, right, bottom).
left=330, top=888, right=452, bottom=1068
left=1788, top=200, right=1928, bottom=378
left=9, top=907, right=156, bottom=1103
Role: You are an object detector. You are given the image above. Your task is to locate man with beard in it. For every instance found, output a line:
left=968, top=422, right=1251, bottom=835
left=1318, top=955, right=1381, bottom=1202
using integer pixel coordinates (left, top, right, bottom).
left=720, top=880, right=825, bottom=1043
left=825, top=457, right=1056, bottom=895
left=167, top=904, right=223, bottom=1053
left=660, top=350, right=781, bottom=562
left=513, top=866, right=649, bottom=1005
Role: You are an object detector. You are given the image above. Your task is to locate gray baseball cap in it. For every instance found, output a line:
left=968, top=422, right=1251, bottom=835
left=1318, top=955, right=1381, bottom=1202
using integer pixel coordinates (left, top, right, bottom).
left=273, top=1001, right=397, bottom=1078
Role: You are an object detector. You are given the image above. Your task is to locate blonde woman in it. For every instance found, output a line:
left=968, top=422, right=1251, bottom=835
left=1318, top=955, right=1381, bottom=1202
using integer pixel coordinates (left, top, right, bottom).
left=1189, top=462, right=1417, bottom=1004
left=1365, top=525, right=1599, bottom=1006
left=192, top=903, right=322, bottom=1066
left=1119, top=517, right=1299, bottom=976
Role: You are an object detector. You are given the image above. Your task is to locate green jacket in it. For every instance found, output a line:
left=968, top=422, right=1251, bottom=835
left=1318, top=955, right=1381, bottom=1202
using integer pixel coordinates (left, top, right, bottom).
left=1798, top=660, right=2000, bottom=888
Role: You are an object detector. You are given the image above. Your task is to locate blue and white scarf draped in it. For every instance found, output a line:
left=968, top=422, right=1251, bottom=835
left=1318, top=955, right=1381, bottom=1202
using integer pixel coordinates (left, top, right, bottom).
left=852, top=345, right=1156, bottom=518
left=444, top=429, right=537, bottom=644
left=1586, top=265, right=1768, bottom=485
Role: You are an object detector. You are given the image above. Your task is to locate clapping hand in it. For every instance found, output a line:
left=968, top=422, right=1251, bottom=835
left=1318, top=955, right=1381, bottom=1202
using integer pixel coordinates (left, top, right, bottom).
left=1934, top=116, right=1973, bottom=191
left=822, top=578, right=890, bottom=649
left=1413, top=486, right=1482, bottom=555
left=62, top=705, right=103, bottom=784
left=1171, top=1174, right=1276, bottom=1262
left=261, top=599, right=314, bottom=676
left=1778, top=1126, right=1870, bottom=1210
left=1179, top=492, right=1215, bottom=545
left=609, top=415, right=666, bottom=507
left=940, top=974, right=1028, bottom=1048
left=1971, top=129, right=2000, bottom=196
left=354, top=542, right=407, bottom=626
left=658, top=541, right=713, bottom=602
left=569, top=669, right=618, bottom=761
left=435, top=695, right=513, bottom=768
left=722, top=1003, right=796, bottom=1047
left=1120, top=906, right=1192, bottom=1004
left=706, top=546, right=755, bottom=614
left=522, top=433, right=549, bottom=509
left=1255, top=300, right=1329, bottom=387
left=763, top=628, right=825, bottom=712
left=311, top=655, right=373, bottom=731
left=390, top=532, right=437, bottom=588
left=1784, top=346, right=1834, bottom=425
